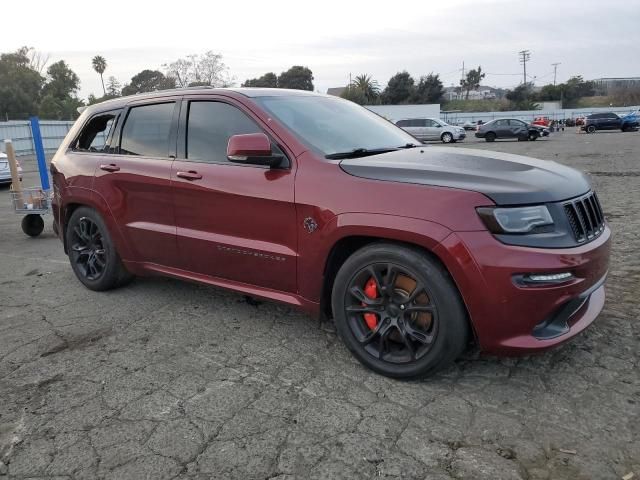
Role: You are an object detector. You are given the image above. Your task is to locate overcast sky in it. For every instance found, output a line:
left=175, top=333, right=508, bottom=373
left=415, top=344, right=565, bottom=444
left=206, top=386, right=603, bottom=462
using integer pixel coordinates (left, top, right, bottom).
left=3, top=0, right=638, bottom=99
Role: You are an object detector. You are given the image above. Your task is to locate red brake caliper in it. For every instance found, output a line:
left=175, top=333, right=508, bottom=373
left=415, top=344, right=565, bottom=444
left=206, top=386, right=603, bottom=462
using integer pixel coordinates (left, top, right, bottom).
left=363, top=277, right=379, bottom=330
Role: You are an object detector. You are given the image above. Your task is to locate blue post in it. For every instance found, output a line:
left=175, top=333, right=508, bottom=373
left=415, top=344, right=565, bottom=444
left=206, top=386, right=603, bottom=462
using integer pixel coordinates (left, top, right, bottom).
left=29, top=116, right=50, bottom=191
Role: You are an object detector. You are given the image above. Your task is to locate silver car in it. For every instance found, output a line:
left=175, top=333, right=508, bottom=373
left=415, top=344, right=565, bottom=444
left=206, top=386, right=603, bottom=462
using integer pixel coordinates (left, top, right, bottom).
left=0, top=152, right=23, bottom=185
left=395, top=118, right=466, bottom=143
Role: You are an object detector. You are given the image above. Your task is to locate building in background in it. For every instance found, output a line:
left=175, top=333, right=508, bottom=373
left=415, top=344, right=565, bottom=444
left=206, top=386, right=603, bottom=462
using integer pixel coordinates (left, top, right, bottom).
left=592, top=77, right=640, bottom=94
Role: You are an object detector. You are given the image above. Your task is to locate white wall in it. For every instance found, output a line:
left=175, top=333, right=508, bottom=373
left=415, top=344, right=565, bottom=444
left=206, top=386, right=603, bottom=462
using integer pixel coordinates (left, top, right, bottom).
left=366, top=104, right=441, bottom=123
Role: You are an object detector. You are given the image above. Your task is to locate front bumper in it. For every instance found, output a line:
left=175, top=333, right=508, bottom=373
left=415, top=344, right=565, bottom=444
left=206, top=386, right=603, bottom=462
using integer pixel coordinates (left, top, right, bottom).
left=455, top=131, right=466, bottom=140
left=434, top=226, right=611, bottom=354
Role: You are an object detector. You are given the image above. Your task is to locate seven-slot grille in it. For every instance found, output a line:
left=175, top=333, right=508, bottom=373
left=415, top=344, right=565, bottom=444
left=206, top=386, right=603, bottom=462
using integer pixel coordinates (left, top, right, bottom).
left=563, top=192, right=605, bottom=243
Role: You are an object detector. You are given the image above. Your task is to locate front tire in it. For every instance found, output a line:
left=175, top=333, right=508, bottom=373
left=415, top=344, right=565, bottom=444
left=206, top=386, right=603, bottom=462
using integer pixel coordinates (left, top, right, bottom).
left=485, top=132, right=496, bottom=142
left=528, top=131, right=539, bottom=141
left=586, top=125, right=596, bottom=133
left=441, top=132, right=453, bottom=143
left=66, top=207, right=132, bottom=291
left=331, top=243, right=469, bottom=379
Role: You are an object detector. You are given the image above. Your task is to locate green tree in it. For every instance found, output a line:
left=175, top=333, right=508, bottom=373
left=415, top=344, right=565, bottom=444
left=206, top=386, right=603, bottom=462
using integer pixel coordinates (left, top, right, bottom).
left=382, top=71, right=415, bottom=104
left=412, top=73, right=444, bottom=103
left=39, top=60, right=83, bottom=119
left=340, top=86, right=368, bottom=105
left=561, top=76, right=596, bottom=105
left=0, top=47, right=44, bottom=119
left=242, top=72, right=278, bottom=87
left=106, top=76, right=121, bottom=97
left=277, top=66, right=314, bottom=91
left=537, top=84, right=562, bottom=101
left=92, top=55, right=107, bottom=95
left=121, top=70, right=176, bottom=96
left=505, top=83, right=538, bottom=110
left=350, top=74, right=380, bottom=104
left=460, top=66, right=485, bottom=100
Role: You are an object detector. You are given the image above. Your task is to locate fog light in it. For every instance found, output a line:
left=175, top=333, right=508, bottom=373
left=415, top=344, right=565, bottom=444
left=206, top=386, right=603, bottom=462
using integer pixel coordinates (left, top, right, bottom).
left=525, top=272, right=573, bottom=283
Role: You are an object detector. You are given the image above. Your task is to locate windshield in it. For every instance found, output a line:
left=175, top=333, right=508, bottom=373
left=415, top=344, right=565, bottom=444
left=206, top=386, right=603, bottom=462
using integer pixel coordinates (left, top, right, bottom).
left=254, top=95, right=417, bottom=156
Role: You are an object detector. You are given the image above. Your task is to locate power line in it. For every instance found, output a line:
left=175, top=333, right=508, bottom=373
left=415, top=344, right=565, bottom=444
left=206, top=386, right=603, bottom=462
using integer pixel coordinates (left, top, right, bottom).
left=518, top=50, right=531, bottom=85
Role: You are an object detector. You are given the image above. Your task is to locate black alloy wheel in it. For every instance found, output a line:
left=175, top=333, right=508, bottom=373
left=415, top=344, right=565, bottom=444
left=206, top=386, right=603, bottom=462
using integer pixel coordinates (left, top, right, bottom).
left=332, top=243, right=469, bottom=379
left=66, top=207, right=133, bottom=291
left=70, top=216, right=106, bottom=281
left=345, top=262, right=438, bottom=364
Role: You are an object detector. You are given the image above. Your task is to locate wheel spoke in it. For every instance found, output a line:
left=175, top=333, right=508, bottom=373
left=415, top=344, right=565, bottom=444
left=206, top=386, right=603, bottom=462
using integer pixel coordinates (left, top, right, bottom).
left=397, top=323, right=416, bottom=360
left=406, top=282, right=426, bottom=303
left=71, top=243, right=89, bottom=253
left=350, top=285, right=382, bottom=305
left=376, top=321, right=394, bottom=358
left=367, top=265, right=385, bottom=294
left=405, top=304, right=434, bottom=314
left=346, top=304, right=382, bottom=314
left=405, top=323, right=434, bottom=345
left=383, top=264, right=398, bottom=294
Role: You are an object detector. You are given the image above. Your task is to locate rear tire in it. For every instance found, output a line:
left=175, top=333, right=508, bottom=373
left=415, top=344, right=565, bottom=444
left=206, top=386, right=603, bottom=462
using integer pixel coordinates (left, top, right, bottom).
left=331, top=243, right=469, bottom=379
left=66, top=207, right=133, bottom=291
left=485, top=132, right=496, bottom=142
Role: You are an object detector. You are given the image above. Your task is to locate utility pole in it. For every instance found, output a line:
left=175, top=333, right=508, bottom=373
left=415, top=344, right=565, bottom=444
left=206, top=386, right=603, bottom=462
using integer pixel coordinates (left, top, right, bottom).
left=518, top=50, right=531, bottom=85
left=551, top=62, right=561, bottom=86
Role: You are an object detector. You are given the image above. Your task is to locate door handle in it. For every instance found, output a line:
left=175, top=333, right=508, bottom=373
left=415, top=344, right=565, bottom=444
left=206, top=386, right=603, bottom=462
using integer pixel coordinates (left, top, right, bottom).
left=176, top=170, right=203, bottom=181
left=99, top=164, right=120, bottom=172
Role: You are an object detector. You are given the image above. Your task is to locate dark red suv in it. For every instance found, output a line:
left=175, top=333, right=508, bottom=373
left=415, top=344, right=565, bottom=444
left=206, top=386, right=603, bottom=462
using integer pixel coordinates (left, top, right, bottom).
left=50, top=88, right=610, bottom=378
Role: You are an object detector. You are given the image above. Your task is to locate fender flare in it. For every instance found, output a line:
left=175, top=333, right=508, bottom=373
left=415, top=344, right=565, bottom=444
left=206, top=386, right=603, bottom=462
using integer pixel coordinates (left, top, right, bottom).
left=297, top=212, right=452, bottom=303
left=61, top=187, right=133, bottom=260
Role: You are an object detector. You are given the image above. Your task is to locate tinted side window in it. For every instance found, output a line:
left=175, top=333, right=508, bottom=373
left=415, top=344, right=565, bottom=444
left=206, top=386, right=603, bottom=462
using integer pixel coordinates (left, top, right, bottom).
left=187, top=102, right=261, bottom=163
left=424, top=119, right=435, bottom=127
left=120, top=102, right=175, bottom=157
left=396, top=120, right=409, bottom=127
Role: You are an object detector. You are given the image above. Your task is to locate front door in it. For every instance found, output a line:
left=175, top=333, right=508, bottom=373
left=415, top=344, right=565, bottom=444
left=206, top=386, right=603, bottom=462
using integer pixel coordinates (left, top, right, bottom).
left=93, top=101, right=178, bottom=265
left=171, top=99, right=297, bottom=293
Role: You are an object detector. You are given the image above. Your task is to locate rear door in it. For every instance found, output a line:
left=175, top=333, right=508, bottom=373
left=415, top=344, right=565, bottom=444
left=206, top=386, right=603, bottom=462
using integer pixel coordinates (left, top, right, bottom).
left=171, top=97, right=297, bottom=293
left=93, top=100, right=179, bottom=265
left=424, top=119, right=439, bottom=140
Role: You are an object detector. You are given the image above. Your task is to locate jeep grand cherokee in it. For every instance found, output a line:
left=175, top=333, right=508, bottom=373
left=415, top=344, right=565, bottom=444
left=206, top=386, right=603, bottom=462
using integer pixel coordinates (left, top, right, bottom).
left=50, top=88, right=610, bottom=378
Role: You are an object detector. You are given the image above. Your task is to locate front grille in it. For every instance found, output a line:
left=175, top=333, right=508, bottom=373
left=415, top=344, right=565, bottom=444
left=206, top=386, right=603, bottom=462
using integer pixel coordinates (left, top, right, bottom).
left=563, top=192, right=605, bottom=243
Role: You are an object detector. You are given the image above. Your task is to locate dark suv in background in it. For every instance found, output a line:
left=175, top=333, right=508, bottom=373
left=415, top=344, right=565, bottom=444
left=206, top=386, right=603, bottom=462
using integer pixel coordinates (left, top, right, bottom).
left=582, top=112, right=639, bottom=133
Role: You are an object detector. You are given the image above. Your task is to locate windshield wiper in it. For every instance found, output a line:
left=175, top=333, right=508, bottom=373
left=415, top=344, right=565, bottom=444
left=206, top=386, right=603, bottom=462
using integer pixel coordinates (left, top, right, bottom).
left=325, top=144, right=416, bottom=160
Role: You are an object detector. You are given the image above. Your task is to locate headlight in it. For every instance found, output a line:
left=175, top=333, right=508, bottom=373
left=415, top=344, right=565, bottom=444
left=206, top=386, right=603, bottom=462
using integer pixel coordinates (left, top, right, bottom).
left=477, top=205, right=554, bottom=233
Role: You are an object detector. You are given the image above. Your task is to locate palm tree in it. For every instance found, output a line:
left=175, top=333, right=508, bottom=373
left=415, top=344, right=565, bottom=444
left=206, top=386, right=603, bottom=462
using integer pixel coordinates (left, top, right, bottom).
left=349, top=74, right=380, bottom=103
left=92, top=55, right=107, bottom=95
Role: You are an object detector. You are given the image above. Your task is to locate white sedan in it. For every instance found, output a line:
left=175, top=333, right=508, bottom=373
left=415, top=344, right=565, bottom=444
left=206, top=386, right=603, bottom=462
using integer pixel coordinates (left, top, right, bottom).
left=0, top=152, right=23, bottom=185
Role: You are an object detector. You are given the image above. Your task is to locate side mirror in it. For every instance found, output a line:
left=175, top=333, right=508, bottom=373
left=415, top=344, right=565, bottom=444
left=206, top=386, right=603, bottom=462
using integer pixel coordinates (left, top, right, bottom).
left=227, top=133, right=283, bottom=168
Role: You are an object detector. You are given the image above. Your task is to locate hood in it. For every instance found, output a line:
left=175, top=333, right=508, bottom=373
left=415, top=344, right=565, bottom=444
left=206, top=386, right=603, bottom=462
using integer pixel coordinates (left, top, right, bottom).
left=339, top=146, right=591, bottom=205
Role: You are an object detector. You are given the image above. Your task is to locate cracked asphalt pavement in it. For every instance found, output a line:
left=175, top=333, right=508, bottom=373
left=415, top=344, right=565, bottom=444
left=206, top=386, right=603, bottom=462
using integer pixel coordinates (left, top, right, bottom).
left=0, top=130, right=638, bottom=479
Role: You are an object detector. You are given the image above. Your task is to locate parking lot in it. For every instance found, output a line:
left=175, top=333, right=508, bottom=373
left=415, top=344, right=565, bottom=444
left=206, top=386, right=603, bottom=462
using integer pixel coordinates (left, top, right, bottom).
left=0, top=130, right=638, bottom=479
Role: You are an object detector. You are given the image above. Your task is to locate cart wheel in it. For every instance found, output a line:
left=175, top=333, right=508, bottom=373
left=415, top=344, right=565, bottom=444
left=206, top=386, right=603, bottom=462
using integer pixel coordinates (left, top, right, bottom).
left=22, top=214, right=44, bottom=237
